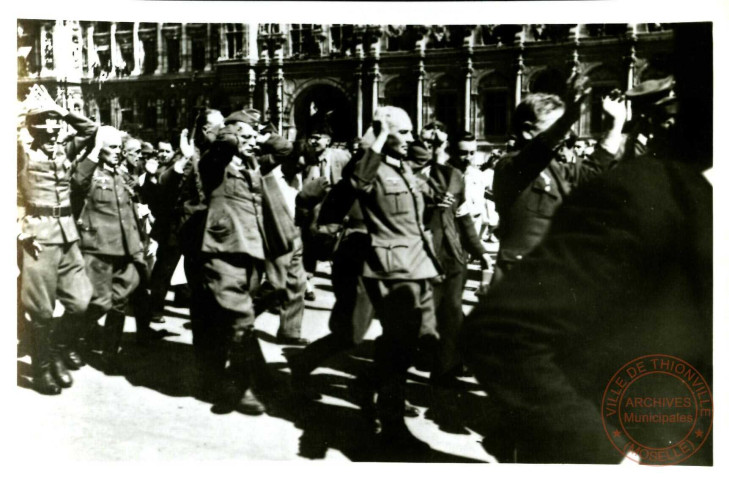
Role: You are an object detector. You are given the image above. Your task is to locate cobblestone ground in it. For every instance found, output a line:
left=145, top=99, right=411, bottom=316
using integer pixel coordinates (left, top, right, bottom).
left=15, top=244, right=506, bottom=463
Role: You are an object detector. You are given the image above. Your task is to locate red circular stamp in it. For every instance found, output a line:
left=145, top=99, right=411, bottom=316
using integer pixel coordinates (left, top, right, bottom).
left=601, top=354, right=713, bottom=465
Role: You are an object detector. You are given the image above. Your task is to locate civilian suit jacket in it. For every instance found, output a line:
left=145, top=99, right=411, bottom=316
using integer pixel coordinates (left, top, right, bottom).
left=460, top=156, right=712, bottom=464
left=421, top=163, right=486, bottom=274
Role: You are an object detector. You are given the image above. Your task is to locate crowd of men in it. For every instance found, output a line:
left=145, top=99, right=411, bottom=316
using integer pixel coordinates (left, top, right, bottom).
left=17, top=22, right=711, bottom=463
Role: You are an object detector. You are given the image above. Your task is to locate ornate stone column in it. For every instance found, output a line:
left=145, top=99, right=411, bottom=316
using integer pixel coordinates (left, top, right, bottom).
left=179, top=23, right=189, bottom=73
left=204, top=23, right=213, bottom=71
left=219, top=24, right=228, bottom=60
left=353, top=26, right=365, bottom=136
left=270, top=32, right=286, bottom=134
left=366, top=26, right=383, bottom=117
left=109, top=22, right=118, bottom=78
left=414, top=26, right=428, bottom=134
left=40, top=21, right=55, bottom=77
left=131, top=22, right=143, bottom=75
left=155, top=23, right=165, bottom=74
left=462, top=26, right=476, bottom=133
left=85, top=23, right=95, bottom=78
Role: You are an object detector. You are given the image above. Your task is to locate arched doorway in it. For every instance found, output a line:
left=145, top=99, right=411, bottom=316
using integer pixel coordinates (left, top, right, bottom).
left=292, top=83, right=354, bottom=142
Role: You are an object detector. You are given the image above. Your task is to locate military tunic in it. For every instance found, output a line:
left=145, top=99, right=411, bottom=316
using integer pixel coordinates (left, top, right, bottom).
left=72, top=157, right=144, bottom=316
left=18, top=112, right=96, bottom=321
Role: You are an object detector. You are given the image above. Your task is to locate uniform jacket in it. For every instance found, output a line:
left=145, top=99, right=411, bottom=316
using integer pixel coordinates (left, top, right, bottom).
left=461, top=156, right=712, bottom=464
left=199, top=133, right=297, bottom=260
left=71, top=157, right=144, bottom=257
left=17, top=112, right=97, bottom=244
left=421, top=163, right=486, bottom=274
left=348, top=149, right=440, bottom=280
left=494, top=136, right=618, bottom=264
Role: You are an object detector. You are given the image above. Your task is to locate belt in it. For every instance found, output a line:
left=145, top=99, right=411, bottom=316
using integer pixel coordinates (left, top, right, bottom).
left=26, top=204, right=73, bottom=218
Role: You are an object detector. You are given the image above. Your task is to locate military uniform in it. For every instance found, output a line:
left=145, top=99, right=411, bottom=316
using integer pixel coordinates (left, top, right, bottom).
left=72, top=155, right=145, bottom=368
left=197, top=124, right=295, bottom=411
left=493, top=136, right=618, bottom=281
left=18, top=111, right=95, bottom=393
left=348, top=148, right=440, bottom=432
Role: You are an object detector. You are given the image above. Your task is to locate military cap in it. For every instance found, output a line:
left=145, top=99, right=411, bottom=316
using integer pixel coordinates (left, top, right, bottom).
left=626, top=76, right=675, bottom=103
left=310, top=122, right=333, bottom=137
left=140, top=142, right=156, bottom=155
left=225, top=109, right=261, bottom=128
left=423, top=120, right=446, bottom=132
left=408, top=139, right=432, bottom=166
left=627, top=75, right=678, bottom=116
left=26, top=108, right=63, bottom=133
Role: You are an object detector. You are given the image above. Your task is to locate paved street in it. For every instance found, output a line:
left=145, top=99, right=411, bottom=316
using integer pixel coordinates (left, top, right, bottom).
left=15, top=250, right=505, bottom=463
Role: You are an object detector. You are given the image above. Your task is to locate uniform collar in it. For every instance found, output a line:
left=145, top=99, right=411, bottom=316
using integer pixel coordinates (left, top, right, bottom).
left=384, top=155, right=403, bottom=170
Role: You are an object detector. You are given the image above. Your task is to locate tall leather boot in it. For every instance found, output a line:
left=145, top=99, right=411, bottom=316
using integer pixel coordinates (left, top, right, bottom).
left=31, top=321, right=61, bottom=395
left=101, top=310, right=126, bottom=375
left=54, top=313, right=86, bottom=370
left=227, top=331, right=266, bottom=415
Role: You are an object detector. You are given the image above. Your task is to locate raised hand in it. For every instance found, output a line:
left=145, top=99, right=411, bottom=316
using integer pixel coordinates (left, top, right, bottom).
left=564, top=73, right=591, bottom=118
left=179, top=128, right=196, bottom=158
left=602, top=94, right=627, bottom=124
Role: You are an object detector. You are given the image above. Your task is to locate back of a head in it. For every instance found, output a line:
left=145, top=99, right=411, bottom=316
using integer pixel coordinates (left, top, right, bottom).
left=512, top=93, right=565, bottom=135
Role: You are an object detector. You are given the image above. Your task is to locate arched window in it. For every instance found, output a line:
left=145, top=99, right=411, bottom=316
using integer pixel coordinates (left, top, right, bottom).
left=431, top=74, right=460, bottom=135
left=384, top=76, right=415, bottom=121
left=530, top=67, right=567, bottom=97
left=479, top=73, right=510, bottom=137
left=583, top=67, right=621, bottom=136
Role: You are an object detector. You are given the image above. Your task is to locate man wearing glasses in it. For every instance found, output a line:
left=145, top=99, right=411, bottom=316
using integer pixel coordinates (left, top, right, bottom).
left=491, top=74, right=626, bottom=284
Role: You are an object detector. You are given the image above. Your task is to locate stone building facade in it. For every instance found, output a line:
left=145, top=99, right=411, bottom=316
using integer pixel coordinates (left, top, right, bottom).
left=17, top=21, right=674, bottom=146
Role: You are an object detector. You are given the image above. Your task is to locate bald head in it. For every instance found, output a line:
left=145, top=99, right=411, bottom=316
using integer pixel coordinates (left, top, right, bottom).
left=98, top=126, right=123, bottom=167
left=374, top=106, right=414, bottom=158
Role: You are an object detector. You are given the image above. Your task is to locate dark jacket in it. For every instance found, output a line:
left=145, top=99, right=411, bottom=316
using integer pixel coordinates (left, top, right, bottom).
left=494, top=137, right=618, bottom=264
left=461, top=156, right=712, bottom=464
left=422, top=163, right=486, bottom=274
left=72, top=158, right=144, bottom=257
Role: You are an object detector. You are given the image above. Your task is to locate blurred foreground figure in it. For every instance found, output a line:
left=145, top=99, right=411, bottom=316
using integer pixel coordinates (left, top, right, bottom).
left=460, top=24, right=712, bottom=464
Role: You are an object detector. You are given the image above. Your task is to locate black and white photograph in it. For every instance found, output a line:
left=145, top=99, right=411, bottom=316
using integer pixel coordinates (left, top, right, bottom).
left=7, top=0, right=725, bottom=469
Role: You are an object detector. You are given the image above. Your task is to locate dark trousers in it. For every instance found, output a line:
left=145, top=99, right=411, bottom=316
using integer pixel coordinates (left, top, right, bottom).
left=291, top=231, right=374, bottom=374
left=364, top=278, right=434, bottom=427
left=198, top=253, right=263, bottom=383
left=265, top=238, right=306, bottom=338
left=431, top=264, right=467, bottom=383
left=149, top=241, right=182, bottom=320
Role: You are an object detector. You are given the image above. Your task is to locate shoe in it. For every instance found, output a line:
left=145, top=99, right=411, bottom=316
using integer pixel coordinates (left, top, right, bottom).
left=404, top=400, right=420, bottom=418
left=101, top=353, right=125, bottom=376
left=304, top=290, right=316, bottom=301
left=277, top=334, right=310, bottom=346
left=136, top=328, right=166, bottom=346
left=34, top=370, right=62, bottom=395
left=50, top=354, right=73, bottom=388
left=62, top=349, right=85, bottom=370
left=150, top=316, right=166, bottom=324
left=236, top=389, right=266, bottom=415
